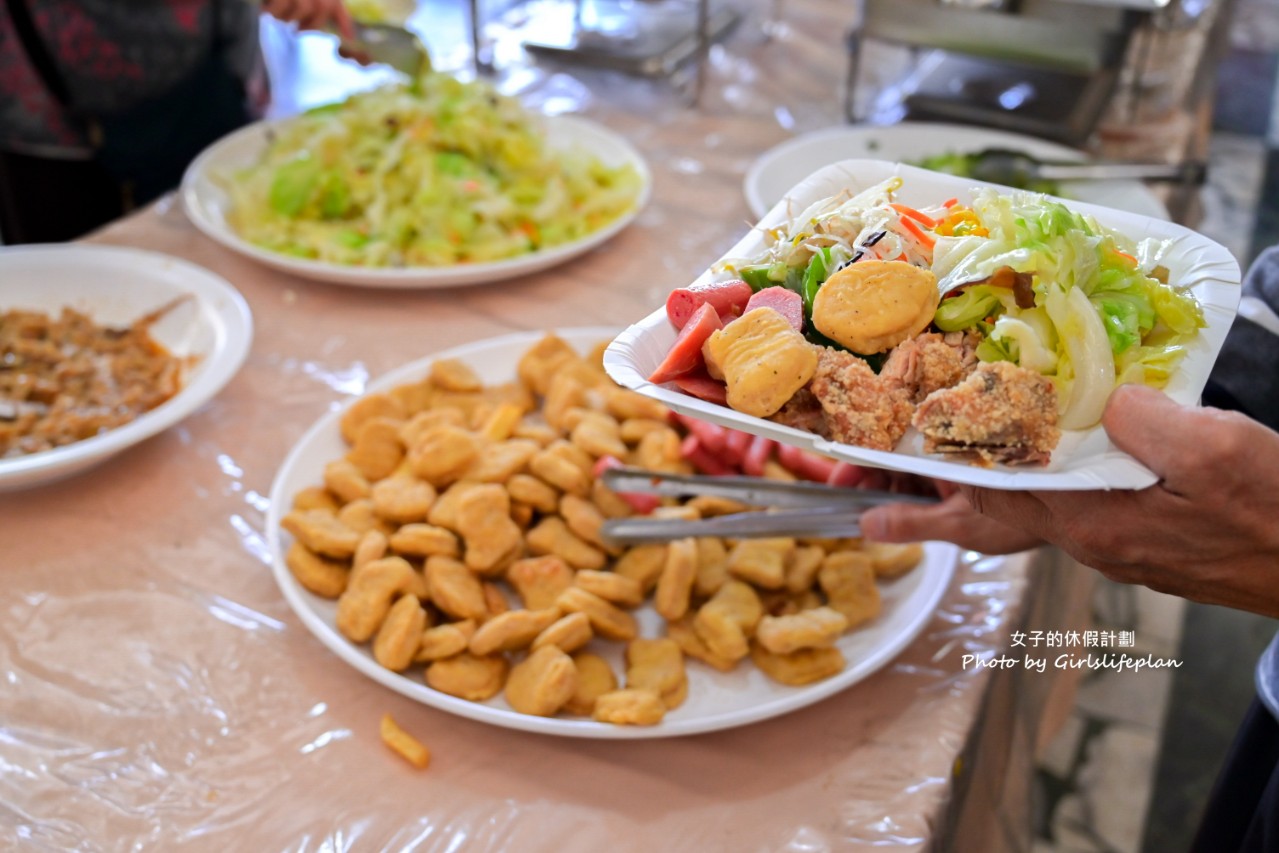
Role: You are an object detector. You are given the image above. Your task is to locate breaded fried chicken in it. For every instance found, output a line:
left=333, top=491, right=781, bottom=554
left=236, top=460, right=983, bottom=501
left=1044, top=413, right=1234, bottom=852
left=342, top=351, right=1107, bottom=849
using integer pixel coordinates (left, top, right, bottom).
left=769, top=387, right=831, bottom=438
left=809, top=348, right=913, bottom=451
left=880, top=332, right=970, bottom=403
left=912, top=361, right=1061, bottom=466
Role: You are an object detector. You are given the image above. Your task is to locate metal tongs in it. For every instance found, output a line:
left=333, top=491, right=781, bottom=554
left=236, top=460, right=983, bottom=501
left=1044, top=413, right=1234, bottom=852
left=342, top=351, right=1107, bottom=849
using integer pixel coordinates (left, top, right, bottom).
left=598, top=467, right=938, bottom=544
left=966, top=148, right=1207, bottom=186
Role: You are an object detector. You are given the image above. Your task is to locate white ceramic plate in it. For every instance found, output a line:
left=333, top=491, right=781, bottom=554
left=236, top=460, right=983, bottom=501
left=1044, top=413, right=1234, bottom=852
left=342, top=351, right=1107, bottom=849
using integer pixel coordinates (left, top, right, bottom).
left=267, top=327, right=959, bottom=739
left=182, top=115, right=651, bottom=289
left=606, top=160, right=1242, bottom=491
left=0, top=245, right=253, bottom=491
left=744, top=122, right=1170, bottom=222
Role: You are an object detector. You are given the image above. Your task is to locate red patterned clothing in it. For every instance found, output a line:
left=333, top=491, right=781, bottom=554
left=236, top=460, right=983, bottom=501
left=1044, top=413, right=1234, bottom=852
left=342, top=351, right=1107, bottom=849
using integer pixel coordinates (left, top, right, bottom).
left=0, top=0, right=263, bottom=157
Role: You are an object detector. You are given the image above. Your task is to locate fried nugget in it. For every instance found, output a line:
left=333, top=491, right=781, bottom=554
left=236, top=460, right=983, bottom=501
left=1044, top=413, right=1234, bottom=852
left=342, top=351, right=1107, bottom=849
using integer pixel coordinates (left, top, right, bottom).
left=755, top=606, right=849, bottom=654
left=811, top=260, right=939, bottom=354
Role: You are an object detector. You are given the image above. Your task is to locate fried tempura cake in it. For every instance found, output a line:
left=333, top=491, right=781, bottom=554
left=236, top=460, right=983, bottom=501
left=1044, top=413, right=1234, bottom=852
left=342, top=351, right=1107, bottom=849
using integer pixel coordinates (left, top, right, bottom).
left=808, top=348, right=913, bottom=451
left=913, top=360, right=1061, bottom=466
left=811, top=260, right=940, bottom=354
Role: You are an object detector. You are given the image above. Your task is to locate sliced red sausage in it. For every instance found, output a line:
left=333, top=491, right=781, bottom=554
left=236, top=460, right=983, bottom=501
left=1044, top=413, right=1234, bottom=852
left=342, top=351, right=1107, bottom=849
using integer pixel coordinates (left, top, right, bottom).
left=591, top=455, right=660, bottom=514
left=648, top=302, right=723, bottom=385
left=671, top=371, right=728, bottom=406
left=680, top=435, right=735, bottom=476
left=666, top=279, right=753, bottom=329
left=745, top=286, right=803, bottom=332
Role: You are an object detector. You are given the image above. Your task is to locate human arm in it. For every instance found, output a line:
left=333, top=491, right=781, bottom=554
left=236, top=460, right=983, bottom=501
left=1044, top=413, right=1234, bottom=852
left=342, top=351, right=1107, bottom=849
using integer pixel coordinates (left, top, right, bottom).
left=261, top=0, right=356, bottom=39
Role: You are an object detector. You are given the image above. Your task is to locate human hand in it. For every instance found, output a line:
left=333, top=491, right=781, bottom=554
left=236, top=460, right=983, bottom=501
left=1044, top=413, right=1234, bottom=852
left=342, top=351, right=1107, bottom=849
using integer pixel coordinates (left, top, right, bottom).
left=861, top=481, right=1045, bottom=555
left=262, top=0, right=356, bottom=40
left=940, top=384, right=1279, bottom=617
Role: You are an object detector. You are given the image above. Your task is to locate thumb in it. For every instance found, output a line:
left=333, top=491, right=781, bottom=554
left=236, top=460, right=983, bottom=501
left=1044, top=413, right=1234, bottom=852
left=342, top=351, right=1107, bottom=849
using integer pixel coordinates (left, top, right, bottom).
left=1101, top=384, right=1200, bottom=484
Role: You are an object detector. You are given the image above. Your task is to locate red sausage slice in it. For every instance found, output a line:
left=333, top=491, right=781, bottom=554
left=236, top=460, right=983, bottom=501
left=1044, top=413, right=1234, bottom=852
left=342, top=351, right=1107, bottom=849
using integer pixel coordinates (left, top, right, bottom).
left=648, top=303, right=722, bottom=384
left=666, top=280, right=753, bottom=329
left=744, top=286, right=803, bottom=332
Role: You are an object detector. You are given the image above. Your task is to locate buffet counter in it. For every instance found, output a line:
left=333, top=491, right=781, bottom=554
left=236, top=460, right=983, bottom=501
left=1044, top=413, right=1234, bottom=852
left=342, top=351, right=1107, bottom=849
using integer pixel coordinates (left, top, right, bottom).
left=0, top=0, right=1100, bottom=847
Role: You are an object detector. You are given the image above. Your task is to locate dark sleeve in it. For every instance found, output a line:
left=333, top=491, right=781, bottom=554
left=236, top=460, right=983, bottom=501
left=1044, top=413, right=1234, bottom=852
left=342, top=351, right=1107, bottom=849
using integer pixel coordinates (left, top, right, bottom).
left=1204, top=246, right=1279, bottom=433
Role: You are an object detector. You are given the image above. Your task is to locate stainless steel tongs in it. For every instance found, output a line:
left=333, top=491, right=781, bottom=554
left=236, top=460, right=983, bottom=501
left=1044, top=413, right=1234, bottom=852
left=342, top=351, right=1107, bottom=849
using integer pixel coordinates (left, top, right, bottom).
left=597, top=467, right=938, bottom=544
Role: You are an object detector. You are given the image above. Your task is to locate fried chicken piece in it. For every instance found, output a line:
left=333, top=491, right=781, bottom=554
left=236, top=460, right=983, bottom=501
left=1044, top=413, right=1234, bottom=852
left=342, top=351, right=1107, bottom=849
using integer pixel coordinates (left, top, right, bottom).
left=808, top=348, right=913, bottom=451
left=768, top=387, right=831, bottom=438
left=913, top=361, right=1061, bottom=466
left=880, top=332, right=970, bottom=403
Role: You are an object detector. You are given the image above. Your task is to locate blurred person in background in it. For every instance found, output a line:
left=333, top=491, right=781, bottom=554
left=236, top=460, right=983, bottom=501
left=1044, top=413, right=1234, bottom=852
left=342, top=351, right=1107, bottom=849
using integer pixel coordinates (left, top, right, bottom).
left=0, top=0, right=356, bottom=244
left=860, top=246, right=1279, bottom=852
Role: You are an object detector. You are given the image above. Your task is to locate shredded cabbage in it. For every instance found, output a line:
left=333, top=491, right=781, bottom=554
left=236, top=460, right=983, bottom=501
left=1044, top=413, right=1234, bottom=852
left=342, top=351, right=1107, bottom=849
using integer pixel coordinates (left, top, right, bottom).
left=225, top=73, right=643, bottom=268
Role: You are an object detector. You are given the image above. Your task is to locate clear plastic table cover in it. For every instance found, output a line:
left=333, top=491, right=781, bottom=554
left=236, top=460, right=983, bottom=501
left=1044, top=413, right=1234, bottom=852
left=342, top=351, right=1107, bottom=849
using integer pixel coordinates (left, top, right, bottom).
left=0, top=0, right=1092, bottom=848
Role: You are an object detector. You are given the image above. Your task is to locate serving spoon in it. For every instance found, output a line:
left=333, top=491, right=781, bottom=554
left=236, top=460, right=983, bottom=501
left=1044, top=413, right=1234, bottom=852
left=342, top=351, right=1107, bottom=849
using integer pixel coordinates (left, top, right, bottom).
left=965, top=148, right=1207, bottom=187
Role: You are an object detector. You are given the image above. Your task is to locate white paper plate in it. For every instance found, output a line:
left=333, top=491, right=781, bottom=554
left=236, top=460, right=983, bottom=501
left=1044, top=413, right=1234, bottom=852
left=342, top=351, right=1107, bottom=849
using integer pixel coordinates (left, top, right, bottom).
left=0, top=245, right=253, bottom=491
left=267, top=327, right=959, bottom=739
left=606, top=160, right=1242, bottom=491
left=744, top=122, right=1171, bottom=222
left=182, top=116, right=651, bottom=289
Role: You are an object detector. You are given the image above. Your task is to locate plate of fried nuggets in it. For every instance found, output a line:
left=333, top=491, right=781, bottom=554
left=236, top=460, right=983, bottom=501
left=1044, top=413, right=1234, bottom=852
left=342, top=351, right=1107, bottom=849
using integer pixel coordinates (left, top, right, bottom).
left=268, top=328, right=958, bottom=739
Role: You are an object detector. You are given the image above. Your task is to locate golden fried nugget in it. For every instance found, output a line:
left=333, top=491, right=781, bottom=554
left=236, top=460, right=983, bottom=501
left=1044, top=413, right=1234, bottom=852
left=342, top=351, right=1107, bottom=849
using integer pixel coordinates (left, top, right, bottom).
left=478, top=402, right=525, bottom=442
left=617, top=417, right=668, bottom=445
left=527, top=517, right=606, bottom=570
left=456, top=484, right=523, bottom=575
left=292, top=486, right=339, bottom=513
left=399, top=409, right=466, bottom=449
left=425, top=556, right=488, bottom=622
left=564, top=652, right=617, bottom=716
left=784, top=545, right=826, bottom=594
left=750, top=643, right=846, bottom=686
left=603, top=387, right=669, bottom=422
left=528, top=443, right=592, bottom=498
left=687, top=496, right=750, bottom=517
left=694, top=537, right=730, bottom=598
left=282, top=509, right=361, bottom=559
left=510, top=501, right=534, bottom=529
left=703, top=308, right=818, bottom=418
left=336, top=498, right=396, bottom=537
left=507, top=474, right=560, bottom=513
left=517, top=334, right=579, bottom=396
left=414, top=619, right=477, bottom=663
left=556, top=587, right=638, bottom=642
left=340, top=393, right=407, bottom=445
left=426, top=652, right=508, bottom=701
left=635, top=427, right=684, bottom=473
left=569, top=412, right=628, bottom=459
left=323, top=458, right=371, bottom=503
left=426, top=481, right=481, bottom=532
left=388, top=379, right=436, bottom=418
left=542, top=374, right=588, bottom=433
left=531, top=612, right=593, bottom=654
left=574, top=570, right=644, bottom=608
left=380, top=713, right=430, bottom=769
left=469, top=608, right=562, bottom=656
left=465, top=439, right=540, bottom=484
left=346, top=417, right=405, bottom=481
left=354, top=529, right=389, bottom=569
left=482, top=581, right=510, bottom=617
left=592, top=689, right=666, bottom=725
left=590, top=479, right=633, bottom=519
left=755, top=606, right=850, bottom=654
left=389, top=523, right=460, bottom=559
left=693, top=580, right=764, bottom=661
left=336, top=556, right=422, bottom=643
left=864, top=542, right=925, bottom=579
left=285, top=541, right=350, bottom=598
left=613, top=544, right=668, bottom=594
left=667, top=618, right=738, bottom=673
left=559, top=494, right=620, bottom=555
left=409, top=425, right=481, bottom=488
left=374, top=594, right=428, bottom=671
left=812, top=260, right=940, bottom=355
left=625, top=638, right=687, bottom=709
left=818, top=552, right=882, bottom=628
left=505, top=646, right=578, bottom=717
left=430, top=358, right=483, bottom=392
left=726, top=538, right=794, bottom=589
left=654, top=537, right=699, bottom=621
left=507, top=555, right=575, bottom=610
left=512, top=419, right=559, bottom=447
left=371, top=475, right=437, bottom=524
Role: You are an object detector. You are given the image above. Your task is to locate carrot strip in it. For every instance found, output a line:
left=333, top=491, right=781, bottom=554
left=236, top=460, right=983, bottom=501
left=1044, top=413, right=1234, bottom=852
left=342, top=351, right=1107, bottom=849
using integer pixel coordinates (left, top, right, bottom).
left=899, top=216, right=936, bottom=249
left=890, top=203, right=938, bottom=228
left=941, top=197, right=959, bottom=209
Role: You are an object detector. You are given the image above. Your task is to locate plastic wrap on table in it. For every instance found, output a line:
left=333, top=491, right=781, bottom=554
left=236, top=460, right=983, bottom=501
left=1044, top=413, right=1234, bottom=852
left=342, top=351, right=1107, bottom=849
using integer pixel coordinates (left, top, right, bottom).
left=0, top=0, right=1095, bottom=846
